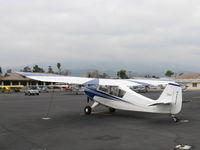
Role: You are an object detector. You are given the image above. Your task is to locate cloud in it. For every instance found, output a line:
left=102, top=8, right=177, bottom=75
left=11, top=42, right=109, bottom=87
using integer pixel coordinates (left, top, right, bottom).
left=0, top=0, right=200, bottom=72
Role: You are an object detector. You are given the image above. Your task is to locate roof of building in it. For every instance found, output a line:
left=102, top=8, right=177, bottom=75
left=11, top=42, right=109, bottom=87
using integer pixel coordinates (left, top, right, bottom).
left=0, top=73, right=34, bottom=81
left=176, top=73, right=200, bottom=79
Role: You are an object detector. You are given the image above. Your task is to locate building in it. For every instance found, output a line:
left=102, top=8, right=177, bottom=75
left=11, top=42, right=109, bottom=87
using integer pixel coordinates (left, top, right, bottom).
left=0, top=73, right=52, bottom=86
left=175, top=73, right=200, bottom=90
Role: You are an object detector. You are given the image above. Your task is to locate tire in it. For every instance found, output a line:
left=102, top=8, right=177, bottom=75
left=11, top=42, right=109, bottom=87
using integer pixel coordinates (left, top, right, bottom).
left=84, top=106, right=92, bottom=115
left=109, top=107, right=116, bottom=113
left=172, top=117, right=179, bottom=123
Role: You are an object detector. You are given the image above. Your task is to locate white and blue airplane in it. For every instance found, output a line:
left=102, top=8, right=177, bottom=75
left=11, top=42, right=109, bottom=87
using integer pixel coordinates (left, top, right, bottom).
left=18, top=72, right=182, bottom=122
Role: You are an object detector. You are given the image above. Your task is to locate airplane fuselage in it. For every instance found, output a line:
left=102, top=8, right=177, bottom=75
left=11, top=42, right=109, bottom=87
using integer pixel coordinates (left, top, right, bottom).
left=84, top=84, right=182, bottom=115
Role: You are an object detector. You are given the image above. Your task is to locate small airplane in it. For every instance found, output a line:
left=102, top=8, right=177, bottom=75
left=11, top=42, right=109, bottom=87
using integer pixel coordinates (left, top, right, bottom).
left=17, top=72, right=182, bottom=122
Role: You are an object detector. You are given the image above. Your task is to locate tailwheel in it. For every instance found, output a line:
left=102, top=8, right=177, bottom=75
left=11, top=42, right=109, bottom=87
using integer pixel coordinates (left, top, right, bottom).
left=171, top=115, right=180, bottom=123
left=172, top=117, right=179, bottom=123
left=109, top=107, right=116, bottom=113
left=84, top=106, right=92, bottom=115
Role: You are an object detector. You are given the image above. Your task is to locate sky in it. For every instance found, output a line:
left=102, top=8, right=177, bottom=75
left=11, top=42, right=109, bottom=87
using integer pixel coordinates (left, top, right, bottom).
left=0, top=0, right=200, bottom=74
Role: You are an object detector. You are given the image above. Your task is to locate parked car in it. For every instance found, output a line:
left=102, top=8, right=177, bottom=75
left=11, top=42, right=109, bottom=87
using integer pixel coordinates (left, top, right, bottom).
left=38, top=86, right=48, bottom=93
left=71, top=85, right=85, bottom=94
left=25, top=87, right=39, bottom=96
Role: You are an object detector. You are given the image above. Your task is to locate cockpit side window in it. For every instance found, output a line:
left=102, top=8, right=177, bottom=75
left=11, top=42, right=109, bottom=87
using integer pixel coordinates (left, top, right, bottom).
left=118, top=89, right=126, bottom=98
left=99, top=85, right=108, bottom=93
left=109, top=86, right=118, bottom=96
left=98, top=85, right=126, bottom=98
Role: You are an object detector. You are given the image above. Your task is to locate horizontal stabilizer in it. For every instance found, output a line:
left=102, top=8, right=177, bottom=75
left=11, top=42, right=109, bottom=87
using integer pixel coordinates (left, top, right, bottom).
left=149, top=102, right=171, bottom=106
left=183, top=100, right=190, bottom=103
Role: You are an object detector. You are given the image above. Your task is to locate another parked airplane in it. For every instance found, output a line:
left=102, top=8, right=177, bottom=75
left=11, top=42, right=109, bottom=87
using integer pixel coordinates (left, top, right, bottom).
left=0, top=85, right=24, bottom=93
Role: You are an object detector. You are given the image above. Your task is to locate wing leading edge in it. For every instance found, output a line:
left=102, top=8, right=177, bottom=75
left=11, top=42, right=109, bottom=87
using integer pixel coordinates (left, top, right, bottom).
left=17, top=72, right=176, bottom=87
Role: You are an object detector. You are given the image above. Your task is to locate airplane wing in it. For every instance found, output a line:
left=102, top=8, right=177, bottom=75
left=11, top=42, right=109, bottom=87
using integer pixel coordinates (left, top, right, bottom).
left=17, top=72, right=176, bottom=87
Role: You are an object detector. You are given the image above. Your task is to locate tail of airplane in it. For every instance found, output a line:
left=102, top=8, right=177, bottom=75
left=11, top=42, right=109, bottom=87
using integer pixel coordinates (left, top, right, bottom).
left=153, top=83, right=182, bottom=114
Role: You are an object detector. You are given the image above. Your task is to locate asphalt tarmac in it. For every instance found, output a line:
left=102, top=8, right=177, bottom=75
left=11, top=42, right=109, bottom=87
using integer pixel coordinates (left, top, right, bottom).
left=0, top=91, right=200, bottom=150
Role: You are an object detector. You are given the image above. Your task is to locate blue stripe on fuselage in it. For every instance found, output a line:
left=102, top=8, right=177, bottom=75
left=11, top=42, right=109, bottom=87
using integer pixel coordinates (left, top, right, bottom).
left=168, top=83, right=180, bottom=87
left=84, top=87, right=133, bottom=105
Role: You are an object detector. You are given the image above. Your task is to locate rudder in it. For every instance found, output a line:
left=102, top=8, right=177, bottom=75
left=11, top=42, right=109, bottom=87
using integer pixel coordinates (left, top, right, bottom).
left=157, top=83, right=182, bottom=114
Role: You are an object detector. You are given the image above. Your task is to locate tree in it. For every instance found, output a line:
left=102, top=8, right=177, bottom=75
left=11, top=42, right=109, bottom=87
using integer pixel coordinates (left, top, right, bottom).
left=144, top=75, right=151, bottom=78
left=57, top=63, right=61, bottom=74
left=127, top=71, right=133, bottom=78
left=101, top=73, right=109, bottom=78
left=21, top=66, right=31, bottom=72
left=61, top=70, right=71, bottom=76
left=117, top=70, right=128, bottom=79
left=6, top=69, right=12, bottom=73
left=0, top=66, right=2, bottom=75
left=165, top=70, right=174, bottom=77
left=179, top=73, right=184, bottom=76
left=152, top=75, right=159, bottom=79
left=48, top=66, right=54, bottom=73
left=33, top=65, right=45, bottom=73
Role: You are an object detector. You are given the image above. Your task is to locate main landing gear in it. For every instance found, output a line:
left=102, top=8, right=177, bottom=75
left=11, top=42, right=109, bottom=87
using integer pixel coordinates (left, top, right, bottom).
left=84, top=97, right=92, bottom=115
left=84, top=101, right=99, bottom=115
left=84, top=106, right=92, bottom=115
left=84, top=97, right=116, bottom=115
left=171, top=114, right=180, bottom=123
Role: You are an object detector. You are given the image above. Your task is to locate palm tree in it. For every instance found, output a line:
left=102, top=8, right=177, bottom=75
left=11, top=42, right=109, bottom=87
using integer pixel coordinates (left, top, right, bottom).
left=57, top=63, right=61, bottom=74
left=48, top=66, right=54, bottom=73
left=0, top=66, right=2, bottom=75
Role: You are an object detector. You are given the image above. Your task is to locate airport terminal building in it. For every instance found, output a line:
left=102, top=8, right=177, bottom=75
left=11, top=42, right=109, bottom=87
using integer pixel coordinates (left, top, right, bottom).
left=0, top=73, right=52, bottom=86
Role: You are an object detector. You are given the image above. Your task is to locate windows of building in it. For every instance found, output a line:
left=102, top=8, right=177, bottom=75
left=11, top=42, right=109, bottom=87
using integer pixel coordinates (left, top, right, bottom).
left=192, top=83, right=198, bottom=87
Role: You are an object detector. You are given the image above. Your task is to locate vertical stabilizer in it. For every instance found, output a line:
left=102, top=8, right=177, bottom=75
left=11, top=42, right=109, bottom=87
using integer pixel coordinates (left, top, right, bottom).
left=157, top=83, right=182, bottom=114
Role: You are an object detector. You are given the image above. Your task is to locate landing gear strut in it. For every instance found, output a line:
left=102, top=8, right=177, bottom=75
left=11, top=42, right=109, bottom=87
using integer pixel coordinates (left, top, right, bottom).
left=87, top=97, right=90, bottom=103
left=171, top=114, right=180, bottom=123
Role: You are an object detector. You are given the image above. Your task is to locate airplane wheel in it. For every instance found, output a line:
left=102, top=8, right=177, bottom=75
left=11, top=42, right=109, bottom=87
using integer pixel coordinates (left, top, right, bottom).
left=84, top=106, right=92, bottom=115
left=109, top=107, right=116, bottom=113
left=172, top=117, right=179, bottom=123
